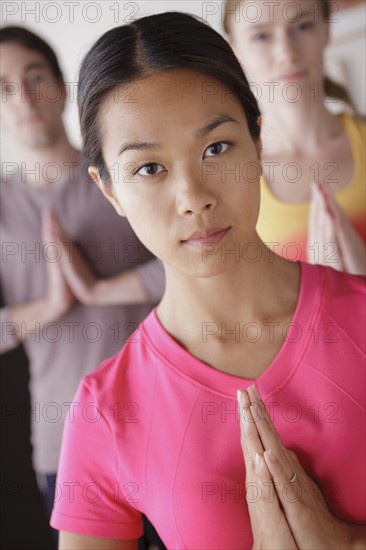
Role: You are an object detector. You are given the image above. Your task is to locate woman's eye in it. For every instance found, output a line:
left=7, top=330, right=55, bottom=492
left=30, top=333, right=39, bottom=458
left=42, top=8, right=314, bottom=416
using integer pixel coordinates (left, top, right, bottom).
left=204, top=142, right=230, bottom=158
left=296, top=21, right=314, bottom=32
left=135, top=163, right=164, bottom=177
left=27, top=75, right=43, bottom=86
left=252, top=33, right=269, bottom=42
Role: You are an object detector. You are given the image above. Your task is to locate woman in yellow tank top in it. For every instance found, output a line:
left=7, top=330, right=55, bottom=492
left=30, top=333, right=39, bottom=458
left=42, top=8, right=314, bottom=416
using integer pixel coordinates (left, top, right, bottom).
left=224, top=0, right=365, bottom=274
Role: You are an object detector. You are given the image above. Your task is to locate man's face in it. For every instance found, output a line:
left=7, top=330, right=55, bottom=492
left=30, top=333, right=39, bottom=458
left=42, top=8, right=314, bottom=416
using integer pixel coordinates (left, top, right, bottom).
left=0, top=42, right=66, bottom=149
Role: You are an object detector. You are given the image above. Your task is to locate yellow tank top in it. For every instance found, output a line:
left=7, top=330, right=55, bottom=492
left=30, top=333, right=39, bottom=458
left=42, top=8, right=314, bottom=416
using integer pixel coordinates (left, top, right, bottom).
left=256, top=114, right=366, bottom=261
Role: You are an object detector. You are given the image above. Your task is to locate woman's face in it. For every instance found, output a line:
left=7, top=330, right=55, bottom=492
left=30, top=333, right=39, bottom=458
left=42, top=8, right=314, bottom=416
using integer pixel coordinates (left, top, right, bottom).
left=90, top=68, right=262, bottom=278
left=228, top=0, right=329, bottom=104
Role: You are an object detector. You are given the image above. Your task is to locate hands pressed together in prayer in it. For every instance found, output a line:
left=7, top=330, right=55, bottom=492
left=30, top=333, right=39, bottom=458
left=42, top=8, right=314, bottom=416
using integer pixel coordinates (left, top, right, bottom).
left=42, top=208, right=100, bottom=307
left=42, top=209, right=75, bottom=317
left=308, top=181, right=366, bottom=275
left=41, top=209, right=148, bottom=310
left=237, top=387, right=366, bottom=550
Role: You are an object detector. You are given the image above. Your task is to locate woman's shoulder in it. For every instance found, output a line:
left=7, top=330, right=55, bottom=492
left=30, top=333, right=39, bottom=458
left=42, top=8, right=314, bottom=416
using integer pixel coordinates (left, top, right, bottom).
left=301, top=261, right=364, bottom=298
left=302, top=262, right=365, bottom=319
left=314, top=263, right=365, bottom=298
left=314, top=264, right=365, bottom=345
left=80, top=312, right=157, bottom=401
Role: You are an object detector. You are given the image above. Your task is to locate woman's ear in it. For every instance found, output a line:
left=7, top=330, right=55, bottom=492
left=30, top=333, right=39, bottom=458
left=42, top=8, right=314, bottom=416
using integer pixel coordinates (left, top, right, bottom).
left=88, top=166, right=126, bottom=217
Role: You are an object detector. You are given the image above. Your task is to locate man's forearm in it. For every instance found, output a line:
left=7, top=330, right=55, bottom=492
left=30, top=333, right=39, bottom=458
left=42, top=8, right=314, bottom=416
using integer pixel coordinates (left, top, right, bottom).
left=5, top=298, right=65, bottom=344
left=91, top=269, right=148, bottom=306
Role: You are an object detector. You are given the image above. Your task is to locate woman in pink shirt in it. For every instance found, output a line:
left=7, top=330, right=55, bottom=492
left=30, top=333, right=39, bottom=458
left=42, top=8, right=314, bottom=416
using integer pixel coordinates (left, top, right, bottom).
left=50, top=11, right=365, bottom=549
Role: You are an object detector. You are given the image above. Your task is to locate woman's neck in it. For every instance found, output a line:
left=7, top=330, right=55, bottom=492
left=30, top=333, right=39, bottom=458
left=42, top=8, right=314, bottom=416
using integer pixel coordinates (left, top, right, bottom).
left=262, top=100, right=343, bottom=156
left=157, top=242, right=300, bottom=347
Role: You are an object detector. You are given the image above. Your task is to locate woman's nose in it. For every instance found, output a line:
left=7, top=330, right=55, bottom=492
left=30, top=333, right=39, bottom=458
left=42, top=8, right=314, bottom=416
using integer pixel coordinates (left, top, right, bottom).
left=274, top=31, right=299, bottom=66
left=176, top=172, right=217, bottom=216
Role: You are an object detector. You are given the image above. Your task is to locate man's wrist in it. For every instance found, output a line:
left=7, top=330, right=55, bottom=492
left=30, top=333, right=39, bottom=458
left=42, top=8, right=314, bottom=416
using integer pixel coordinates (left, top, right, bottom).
left=46, top=295, right=70, bottom=320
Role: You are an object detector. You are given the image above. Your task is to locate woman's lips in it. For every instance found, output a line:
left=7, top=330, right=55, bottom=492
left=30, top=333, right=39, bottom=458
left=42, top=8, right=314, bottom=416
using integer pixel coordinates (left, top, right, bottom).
left=182, top=227, right=231, bottom=248
left=277, top=70, right=307, bottom=82
left=20, top=113, right=43, bottom=125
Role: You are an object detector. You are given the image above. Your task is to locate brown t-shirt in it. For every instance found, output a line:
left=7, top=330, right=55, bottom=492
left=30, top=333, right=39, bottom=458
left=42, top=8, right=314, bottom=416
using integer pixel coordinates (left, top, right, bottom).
left=0, top=157, right=165, bottom=473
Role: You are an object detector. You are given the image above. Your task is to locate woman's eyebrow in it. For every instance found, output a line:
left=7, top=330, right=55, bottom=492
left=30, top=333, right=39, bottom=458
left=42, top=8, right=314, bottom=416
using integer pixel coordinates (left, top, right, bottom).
left=194, top=114, right=239, bottom=139
left=118, top=142, right=160, bottom=156
left=118, top=114, right=239, bottom=156
left=248, top=10, right=316, bottom=28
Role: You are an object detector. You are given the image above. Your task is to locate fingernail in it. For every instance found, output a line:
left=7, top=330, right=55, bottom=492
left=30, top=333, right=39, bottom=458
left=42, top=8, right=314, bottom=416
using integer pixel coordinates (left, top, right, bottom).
left=267, top=450, right=277, bottom=463
left=237, top=389, right=244, bottom=407
left=255, top=453, right=262, bottom=469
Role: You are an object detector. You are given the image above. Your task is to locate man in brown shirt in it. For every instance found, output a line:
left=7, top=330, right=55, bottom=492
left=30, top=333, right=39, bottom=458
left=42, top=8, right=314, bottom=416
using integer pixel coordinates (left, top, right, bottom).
left=0, top=26, right=165, bottom=548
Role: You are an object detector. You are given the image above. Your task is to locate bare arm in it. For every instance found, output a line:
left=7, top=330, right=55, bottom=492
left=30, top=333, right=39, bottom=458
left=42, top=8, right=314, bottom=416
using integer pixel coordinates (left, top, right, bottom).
left=59, top=532, right=137, bottom=550
left=84, top=269, right=149, bottom=306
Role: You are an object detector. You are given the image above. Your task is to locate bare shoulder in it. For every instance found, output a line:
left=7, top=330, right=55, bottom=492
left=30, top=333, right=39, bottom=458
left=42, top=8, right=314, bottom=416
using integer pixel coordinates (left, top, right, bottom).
left=59, top=531, right=137, bottom=550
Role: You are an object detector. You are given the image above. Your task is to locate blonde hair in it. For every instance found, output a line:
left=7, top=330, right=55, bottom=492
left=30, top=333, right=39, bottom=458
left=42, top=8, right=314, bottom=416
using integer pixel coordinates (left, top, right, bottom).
left=223, top=0, right=355, bottom=111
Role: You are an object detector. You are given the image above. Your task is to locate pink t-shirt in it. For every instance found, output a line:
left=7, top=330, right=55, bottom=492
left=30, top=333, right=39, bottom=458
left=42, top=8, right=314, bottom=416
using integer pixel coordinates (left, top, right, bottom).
left=51, top=262, right=366, bottom=549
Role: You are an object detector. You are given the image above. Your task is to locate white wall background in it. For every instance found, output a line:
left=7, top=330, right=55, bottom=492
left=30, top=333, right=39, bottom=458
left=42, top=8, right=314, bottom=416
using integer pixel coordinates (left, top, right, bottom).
left=326, top=2, right=366, bottom=113
left=1, top=0, right=365, bottom=162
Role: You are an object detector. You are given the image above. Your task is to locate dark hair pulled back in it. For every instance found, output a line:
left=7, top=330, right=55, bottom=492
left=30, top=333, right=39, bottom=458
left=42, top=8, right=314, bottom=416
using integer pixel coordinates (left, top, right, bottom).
left=78, top=11, right=261, bottom=183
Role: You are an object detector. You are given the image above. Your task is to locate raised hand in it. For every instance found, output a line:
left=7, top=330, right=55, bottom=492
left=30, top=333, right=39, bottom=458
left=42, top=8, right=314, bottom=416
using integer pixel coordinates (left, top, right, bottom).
left=238, top=385, right=365, bottom=550
left=319, top=181, right=366, bottom=275
left=307, top=181, right=344, bottom=271
left=237, top=389, right=298, bottom=550
left=42, top=209, right=74, bottom=316
left=46, top=209, right=98, bottom=305
left=308, top=181, right=366, bottom=274
left=47, top=210, right=153, bottom=306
